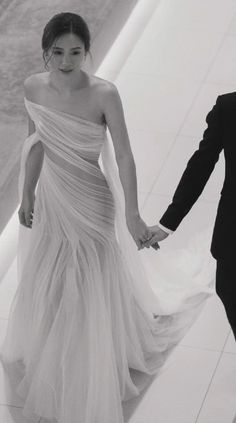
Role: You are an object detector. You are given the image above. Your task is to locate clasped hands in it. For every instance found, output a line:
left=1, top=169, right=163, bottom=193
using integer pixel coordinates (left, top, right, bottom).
left=126, top=214, right=169, bottom=251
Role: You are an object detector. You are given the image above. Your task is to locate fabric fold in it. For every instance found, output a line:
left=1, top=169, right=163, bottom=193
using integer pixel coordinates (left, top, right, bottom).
left=0, top=98, right=216, bottom=423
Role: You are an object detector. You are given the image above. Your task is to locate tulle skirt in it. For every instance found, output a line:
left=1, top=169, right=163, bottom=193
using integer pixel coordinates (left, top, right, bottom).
left=0, top=141, right=216, bottom=423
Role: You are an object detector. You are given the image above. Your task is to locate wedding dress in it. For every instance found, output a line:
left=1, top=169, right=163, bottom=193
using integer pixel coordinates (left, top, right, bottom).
left=0, top=98, right=216, bottom=423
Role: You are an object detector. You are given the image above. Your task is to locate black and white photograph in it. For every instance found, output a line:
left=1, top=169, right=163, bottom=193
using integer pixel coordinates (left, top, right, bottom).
left=0, top=1, right=236, bottom=422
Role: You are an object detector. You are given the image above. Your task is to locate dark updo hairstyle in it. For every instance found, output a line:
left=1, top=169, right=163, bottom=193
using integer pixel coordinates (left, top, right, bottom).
left=42, top=12, right=91, bottom=68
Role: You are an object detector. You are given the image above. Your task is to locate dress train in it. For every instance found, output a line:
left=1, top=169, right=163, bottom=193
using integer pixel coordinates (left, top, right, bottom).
left=0, top=98, right=216, bottom=423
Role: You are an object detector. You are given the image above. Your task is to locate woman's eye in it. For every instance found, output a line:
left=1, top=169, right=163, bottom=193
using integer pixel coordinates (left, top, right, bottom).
left=52, top=50, right=81, bottom=56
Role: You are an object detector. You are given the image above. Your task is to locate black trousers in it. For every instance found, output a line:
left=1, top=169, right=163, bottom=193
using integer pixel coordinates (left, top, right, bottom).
left=216, top=259, right=236, bottom=340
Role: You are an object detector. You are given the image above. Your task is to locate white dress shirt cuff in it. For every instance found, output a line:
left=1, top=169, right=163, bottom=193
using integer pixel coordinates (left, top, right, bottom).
left=158, top=222, right=174, bottom=235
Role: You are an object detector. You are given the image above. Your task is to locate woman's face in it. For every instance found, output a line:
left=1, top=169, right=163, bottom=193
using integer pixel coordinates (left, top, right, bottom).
left=46, top=32, right=86, bottom=74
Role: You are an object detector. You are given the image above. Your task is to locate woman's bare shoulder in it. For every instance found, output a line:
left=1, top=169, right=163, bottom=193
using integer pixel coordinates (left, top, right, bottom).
left=24, top=72, right=49, bottom=101
left=89, top=76, right=119, bottom=109
left=89, top=75, right=117, bottom=93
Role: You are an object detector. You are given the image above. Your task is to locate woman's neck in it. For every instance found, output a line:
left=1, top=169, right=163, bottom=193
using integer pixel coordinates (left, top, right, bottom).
left=48, top=70, right=88, bottom=95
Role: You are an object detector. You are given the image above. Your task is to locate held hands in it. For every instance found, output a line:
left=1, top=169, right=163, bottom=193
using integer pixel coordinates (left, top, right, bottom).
left=141, top=225, right=169, bottom=250
left=126, top=213, right=154, bottom=250
left=18, top=191, right=35, bottom=228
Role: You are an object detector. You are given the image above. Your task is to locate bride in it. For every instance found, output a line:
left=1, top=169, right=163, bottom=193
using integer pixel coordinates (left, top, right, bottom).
left=0, top=12, right=215, bottom=423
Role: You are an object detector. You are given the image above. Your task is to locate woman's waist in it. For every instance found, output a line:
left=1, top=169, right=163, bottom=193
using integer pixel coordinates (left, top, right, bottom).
left=37, top=128, right=104, bottom=159
left=43, top=142, right=100, bottom=164
left=43, top=143, right=104, bottom=174
left=38, top=159, right=116, bottom=226
left=42, top=148, right=111, bottom=194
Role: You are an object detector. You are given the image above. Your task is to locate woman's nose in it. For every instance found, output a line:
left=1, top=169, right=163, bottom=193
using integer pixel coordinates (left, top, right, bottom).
left=62, top=54, right=72, bottom=65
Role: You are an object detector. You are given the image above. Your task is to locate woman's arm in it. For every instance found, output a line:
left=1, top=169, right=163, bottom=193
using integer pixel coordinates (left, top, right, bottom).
left=23, top=77, right=45, bottom=196
left=18, top=78, right=44, bottom=228
left=22, top=140, right=44, bottom=198
left=19, top=125, right=44, bottom=228
left=102, top=82, right=151, bottom=249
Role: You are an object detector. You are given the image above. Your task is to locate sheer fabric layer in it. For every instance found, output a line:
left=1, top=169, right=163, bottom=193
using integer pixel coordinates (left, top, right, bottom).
left=0, top=99, right=216, bottom=423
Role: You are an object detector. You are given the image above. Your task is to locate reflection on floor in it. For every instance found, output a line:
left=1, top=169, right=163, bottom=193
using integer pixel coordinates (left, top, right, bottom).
left=1, top=0, right=236, bottom=421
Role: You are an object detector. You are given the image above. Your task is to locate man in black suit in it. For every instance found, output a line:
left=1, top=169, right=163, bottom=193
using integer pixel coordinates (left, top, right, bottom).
left=143, top=93, right=236, bottom=340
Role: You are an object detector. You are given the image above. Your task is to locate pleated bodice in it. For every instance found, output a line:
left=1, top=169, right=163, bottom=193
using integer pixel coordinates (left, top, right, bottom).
left=24, top=97, right=107, bottom=173
left=23, top=98, right=116, bottom=243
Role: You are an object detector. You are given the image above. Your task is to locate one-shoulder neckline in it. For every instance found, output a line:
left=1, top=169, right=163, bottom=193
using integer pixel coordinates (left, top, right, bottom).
left=24, top=97, right=106, bottom=130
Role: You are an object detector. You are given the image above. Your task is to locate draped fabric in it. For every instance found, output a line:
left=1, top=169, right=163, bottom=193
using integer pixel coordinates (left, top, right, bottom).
left=0, top=98, right=216, bottom=423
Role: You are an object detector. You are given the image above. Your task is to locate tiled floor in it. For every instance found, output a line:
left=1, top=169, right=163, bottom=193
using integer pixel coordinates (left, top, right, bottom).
left=1, top=0, right=236, bottom=422
left=102, top=0, right=236, bottom=421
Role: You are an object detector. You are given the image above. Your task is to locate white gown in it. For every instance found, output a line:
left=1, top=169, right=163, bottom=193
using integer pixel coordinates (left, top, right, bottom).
left=0, top=98, right=216, bottom=423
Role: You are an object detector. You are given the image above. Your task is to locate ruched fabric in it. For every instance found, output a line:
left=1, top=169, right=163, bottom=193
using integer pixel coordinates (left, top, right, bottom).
left=0, top=98, right=216, bottom=423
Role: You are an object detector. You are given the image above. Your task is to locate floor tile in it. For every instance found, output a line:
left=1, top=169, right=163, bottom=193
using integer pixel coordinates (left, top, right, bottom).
left=206, top=35, right=236, bottom=84
left=138, top=191, right=148, bottom=209
left=125, top=346, right=220, bottom=423
left=128, top=128, right=176, bottom=192
left=180, top=82, right=236, bottom=137
left=224, top=332, right=236, bottom=354
left=116, top=72, right=201, bottom=133
left=148, top=0, right=236, bottom=33
left=196, top=353, right=236, bottom=423
left=180, top=295, right=231, bottom=352
left=123, top=27, right=223, bottom=82
left=151, top=133, right=225, bottom=202
left=227, top=11, right=236, bottom=35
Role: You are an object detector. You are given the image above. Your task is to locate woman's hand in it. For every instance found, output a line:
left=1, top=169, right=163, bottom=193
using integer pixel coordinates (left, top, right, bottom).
left=18, top=191, right=35, bottom=228
left=126, top=213, right=153, bottom=250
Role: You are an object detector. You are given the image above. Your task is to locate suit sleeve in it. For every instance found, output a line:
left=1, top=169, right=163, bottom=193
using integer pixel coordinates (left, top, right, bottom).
left=159, top=95, right=223, bottom=231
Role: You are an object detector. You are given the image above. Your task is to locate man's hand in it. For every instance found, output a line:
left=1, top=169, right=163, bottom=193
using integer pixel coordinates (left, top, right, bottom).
left=141, top=225, right=169, bottom=250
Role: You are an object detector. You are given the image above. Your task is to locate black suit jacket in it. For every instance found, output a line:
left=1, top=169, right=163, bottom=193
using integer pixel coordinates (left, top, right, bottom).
left=160, top=92, right=236, bottom=260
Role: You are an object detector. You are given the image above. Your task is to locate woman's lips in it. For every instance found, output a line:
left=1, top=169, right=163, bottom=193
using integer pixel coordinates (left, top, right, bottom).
left=60, top=69, right=73, bottom=73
